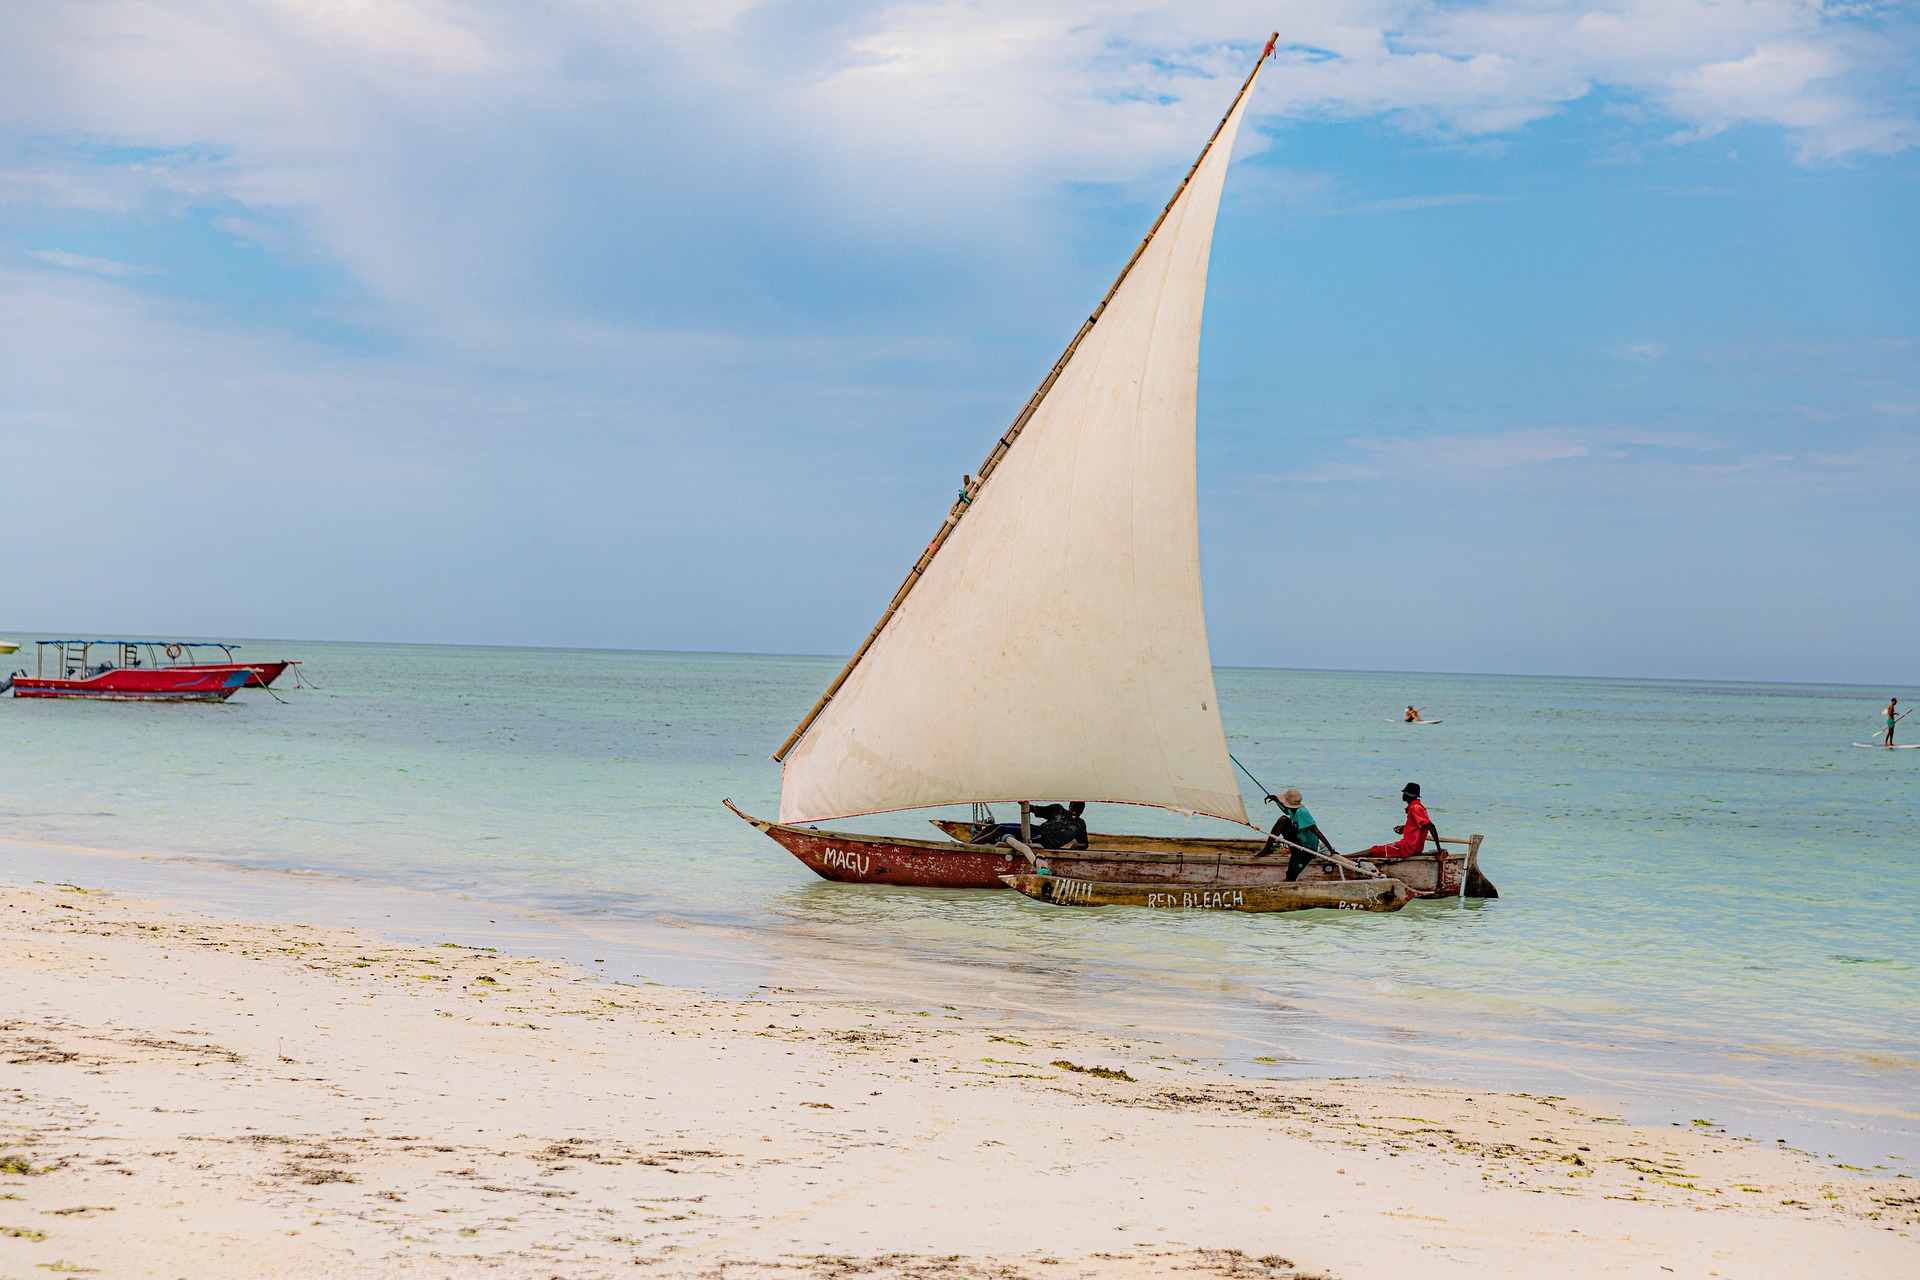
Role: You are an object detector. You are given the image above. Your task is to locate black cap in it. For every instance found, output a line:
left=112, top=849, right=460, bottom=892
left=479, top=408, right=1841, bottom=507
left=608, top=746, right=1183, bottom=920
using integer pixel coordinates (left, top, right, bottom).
left=1402, top=782, right=1421, bottom=800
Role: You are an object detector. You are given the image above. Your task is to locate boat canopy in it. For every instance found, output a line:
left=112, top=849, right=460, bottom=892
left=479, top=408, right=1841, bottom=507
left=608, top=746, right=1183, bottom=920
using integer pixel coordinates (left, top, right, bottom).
left=34, top=639, right=241, bottom=648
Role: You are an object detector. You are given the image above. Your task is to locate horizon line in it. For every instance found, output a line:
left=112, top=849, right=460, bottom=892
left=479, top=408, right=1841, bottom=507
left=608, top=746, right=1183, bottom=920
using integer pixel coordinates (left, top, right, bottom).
left=4, top=628, right=1909, bottom=693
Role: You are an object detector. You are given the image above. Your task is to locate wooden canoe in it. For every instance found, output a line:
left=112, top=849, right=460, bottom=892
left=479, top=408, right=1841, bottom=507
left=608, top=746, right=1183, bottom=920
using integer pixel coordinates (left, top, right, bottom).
left=728, top=801, right=1497, bottom=897
left=1001, top=873, right=1412, bottom=913
left=725, top=801, right=1024, bottom=887
left=934, top=819, right=1496, bottom=898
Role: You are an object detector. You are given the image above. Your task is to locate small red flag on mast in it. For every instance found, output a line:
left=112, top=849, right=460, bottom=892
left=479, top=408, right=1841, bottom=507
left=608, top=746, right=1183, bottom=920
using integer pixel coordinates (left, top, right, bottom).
left=1262, top=33, right=1278, bottom=61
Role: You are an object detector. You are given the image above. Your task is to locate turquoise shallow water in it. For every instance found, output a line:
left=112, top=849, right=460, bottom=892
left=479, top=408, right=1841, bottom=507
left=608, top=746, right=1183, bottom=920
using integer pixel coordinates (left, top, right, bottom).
left=2, top=642, right=1916, bottom=1163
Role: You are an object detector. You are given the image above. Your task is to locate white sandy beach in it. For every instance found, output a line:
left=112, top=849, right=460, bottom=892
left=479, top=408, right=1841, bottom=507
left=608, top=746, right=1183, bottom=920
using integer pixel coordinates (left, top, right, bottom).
left=0, top=878, right=1914, bottom=1279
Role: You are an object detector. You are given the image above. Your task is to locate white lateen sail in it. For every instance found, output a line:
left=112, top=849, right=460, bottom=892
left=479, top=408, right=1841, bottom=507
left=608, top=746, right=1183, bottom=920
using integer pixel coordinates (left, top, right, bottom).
left=777, top=52, right=1268, bottom=827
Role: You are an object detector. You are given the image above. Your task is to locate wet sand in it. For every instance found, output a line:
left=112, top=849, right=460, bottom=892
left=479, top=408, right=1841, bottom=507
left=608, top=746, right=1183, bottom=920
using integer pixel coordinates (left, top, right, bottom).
left=1, top=879, right=1915, bottom=1278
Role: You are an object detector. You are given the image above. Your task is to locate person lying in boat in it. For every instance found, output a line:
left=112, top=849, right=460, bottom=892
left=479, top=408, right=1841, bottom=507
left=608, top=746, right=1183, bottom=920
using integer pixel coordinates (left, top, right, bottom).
left=1363, top=783, right=1437, bottom=860
left=1030, top=801, right=1090, bottom=850
left=1258, top=788, right=1335, bottom=882
left=968, top=802, right=1089, bottom=849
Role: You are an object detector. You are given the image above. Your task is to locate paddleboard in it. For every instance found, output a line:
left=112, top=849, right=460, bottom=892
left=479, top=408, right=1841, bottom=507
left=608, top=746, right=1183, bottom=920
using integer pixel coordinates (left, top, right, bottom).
left=1853, top=742, right=1920, bottom=749
left=1388, top=719, right=1442, bottom=725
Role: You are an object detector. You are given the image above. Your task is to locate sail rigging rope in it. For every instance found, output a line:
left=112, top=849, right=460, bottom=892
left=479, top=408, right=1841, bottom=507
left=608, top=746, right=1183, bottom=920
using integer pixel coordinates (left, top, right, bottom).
left=1229, top=752, right=1272, bottom=799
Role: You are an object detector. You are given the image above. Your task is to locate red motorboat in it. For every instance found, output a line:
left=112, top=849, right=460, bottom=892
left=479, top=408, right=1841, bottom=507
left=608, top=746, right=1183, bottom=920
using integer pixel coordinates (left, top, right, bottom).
left=9, top=668, right=247, bottom=700
left=3, top=640, right=293, bottom=701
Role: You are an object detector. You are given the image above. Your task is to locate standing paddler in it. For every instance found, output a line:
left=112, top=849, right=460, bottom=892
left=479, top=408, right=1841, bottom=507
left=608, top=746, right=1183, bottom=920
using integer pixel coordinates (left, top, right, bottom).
left=1888, top=698, right=1902, bottom=748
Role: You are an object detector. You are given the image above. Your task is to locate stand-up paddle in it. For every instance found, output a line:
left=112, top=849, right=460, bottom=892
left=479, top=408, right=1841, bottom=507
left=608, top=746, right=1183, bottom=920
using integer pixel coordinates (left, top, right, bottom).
left=1856, top=701, right=1912, bottom=747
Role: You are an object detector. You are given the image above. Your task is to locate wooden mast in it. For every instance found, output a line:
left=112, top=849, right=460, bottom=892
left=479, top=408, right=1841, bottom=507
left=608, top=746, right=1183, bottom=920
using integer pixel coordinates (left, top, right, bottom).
left=774, top=35, right=1276, bottom=763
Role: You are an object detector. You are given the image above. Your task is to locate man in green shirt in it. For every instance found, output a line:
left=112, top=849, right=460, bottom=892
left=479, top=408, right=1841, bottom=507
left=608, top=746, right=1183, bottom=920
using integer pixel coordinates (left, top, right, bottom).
left=1261, top=787, right=1333, bottom=881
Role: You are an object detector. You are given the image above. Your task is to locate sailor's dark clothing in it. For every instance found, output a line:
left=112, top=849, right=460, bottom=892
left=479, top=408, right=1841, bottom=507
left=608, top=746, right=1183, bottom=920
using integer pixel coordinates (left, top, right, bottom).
left=1030, top=803, right=1089, bottom=851
left=1261, top=804, right=1326, bottom=881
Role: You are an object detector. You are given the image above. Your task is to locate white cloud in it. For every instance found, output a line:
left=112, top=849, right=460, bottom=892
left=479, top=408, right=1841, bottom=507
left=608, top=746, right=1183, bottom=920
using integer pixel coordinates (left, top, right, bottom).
left=29, top=249, right=153, bottom=277
left=0, top=1, right=1910, bottom=336
left=1257, top=423, right=1920, bottom=494
left=1343, top=192, right=1497, bottom=213
left=1693, top=450, right=1796, bottom=475
left=1260, top=427, right=1705, bottom=484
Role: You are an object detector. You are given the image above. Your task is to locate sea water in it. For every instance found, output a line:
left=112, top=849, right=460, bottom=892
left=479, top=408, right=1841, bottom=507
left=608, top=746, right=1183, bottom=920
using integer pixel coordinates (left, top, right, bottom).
left=1, top=642, right=1915, bottom=1165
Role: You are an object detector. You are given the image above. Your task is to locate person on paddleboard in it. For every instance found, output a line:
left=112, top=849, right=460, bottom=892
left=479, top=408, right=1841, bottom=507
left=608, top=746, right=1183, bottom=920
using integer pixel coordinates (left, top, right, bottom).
left=1404, top=705, right=1428, bottom=723
left=1259, top=788, right=1334, bottom=882
left=1889, top=698, right=1900, bottom=748
left=1364, top=783, right=1437, bottom=860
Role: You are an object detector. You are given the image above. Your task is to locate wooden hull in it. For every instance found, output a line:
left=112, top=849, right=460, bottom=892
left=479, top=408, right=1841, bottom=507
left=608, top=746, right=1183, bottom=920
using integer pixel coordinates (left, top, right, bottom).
left=931, top=819, right=1496, bottom=898
left=731, top=802, right=1496, bottom=897
left=1002, top=873, right=1411, bottom=913
left=1036, top=847, right=1492, bottom=897
left=726, top=802, right=1024, bottom=887
left=10, top=667, right=248, bottom=702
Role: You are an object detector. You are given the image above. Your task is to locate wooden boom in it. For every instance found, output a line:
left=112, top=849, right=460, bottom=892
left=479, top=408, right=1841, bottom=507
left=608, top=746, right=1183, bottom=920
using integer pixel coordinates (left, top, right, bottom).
left=773, top=35, right=1279, bottom=763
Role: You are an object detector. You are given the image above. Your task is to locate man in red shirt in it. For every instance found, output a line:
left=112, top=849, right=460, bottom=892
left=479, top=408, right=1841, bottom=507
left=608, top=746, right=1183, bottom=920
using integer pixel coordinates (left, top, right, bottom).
left=1364, top=783, right=1436, bottom=860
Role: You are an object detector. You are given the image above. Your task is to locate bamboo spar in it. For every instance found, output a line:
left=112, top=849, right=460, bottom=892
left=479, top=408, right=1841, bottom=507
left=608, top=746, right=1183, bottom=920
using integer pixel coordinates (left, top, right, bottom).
left=772, top=35, right=1277, bottom=763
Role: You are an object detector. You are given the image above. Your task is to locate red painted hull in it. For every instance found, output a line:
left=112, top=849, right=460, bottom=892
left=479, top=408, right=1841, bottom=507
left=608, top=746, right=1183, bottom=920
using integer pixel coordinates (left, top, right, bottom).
left=11, top=666, right=248, bottom=701
left=174, top=660, right=291, bottom=688
left=241, top=661, right=291, bottom=688
left=726, top=802, right=1024, bottom=887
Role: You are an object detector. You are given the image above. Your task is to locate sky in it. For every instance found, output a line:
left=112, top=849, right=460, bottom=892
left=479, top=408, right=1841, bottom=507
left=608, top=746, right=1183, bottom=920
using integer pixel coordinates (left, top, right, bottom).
left=1, top=0, right=1916, bottom=684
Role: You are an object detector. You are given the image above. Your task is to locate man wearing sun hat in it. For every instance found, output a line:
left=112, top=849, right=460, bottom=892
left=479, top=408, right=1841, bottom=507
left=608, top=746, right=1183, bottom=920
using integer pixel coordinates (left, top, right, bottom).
left=1260, top=787, right=1332, bottom=881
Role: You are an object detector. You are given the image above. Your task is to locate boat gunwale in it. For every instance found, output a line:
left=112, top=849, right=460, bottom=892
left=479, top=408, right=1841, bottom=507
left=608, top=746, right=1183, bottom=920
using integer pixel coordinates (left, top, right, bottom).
left=927, top=818, right=1479, bottom=864
left=736, top=807, right=1480, bottom=872
left=723, top=802, right=980, bottom=854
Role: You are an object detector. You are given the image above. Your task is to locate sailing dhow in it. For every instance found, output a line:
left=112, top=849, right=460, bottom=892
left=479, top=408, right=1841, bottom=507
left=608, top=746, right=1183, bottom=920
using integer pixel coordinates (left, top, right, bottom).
left=729, top=37, right=1488, bottom=910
